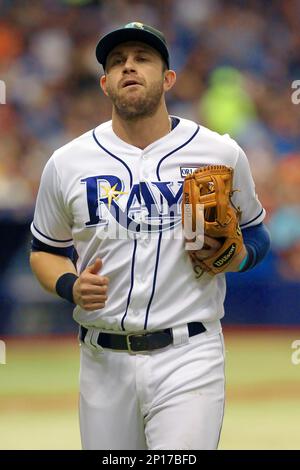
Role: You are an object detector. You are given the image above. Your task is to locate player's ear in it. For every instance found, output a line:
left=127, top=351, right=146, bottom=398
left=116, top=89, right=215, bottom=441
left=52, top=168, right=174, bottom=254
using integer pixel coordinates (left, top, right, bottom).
left=163, top=70, right=176, bottom=92
left=100, top=75, right=108, bottom=96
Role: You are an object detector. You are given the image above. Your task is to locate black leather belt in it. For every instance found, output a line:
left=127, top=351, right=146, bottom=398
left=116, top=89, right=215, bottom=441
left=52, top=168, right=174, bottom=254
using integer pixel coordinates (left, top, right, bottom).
left=79, top=322, right=206, bottom=353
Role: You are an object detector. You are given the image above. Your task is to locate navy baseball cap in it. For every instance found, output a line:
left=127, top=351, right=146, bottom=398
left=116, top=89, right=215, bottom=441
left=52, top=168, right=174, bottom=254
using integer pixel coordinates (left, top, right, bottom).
left=96, top=22, right=170, bottom=70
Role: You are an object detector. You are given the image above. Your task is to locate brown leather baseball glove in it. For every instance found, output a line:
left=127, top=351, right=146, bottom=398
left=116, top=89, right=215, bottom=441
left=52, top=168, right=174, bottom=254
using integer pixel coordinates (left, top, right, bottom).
left=182, top=165, right=246, bottom=275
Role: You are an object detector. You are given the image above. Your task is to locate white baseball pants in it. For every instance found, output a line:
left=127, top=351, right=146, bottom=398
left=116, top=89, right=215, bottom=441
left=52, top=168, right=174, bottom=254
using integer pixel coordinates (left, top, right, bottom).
left=79, top=322, right=225, bottom=450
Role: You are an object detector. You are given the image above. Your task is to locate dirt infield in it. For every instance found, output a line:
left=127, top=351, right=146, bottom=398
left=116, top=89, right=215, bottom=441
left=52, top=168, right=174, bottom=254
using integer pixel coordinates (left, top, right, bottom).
left=1, top=381, right=299, bottom=413
left=0, top=393, right=78, bottom=412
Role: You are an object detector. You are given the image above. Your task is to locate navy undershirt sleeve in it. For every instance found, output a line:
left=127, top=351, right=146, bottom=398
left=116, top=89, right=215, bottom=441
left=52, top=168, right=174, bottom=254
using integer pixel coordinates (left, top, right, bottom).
left=31, top=236, right=75, bottom=260
left=240, top=223, right=271, bottom=272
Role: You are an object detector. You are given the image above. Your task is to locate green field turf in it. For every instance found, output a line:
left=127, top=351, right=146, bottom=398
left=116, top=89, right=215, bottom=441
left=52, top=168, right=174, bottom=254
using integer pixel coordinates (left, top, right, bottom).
left=220, top=329, right=300, bottom=449
left=0, top=330, right=299, bottom=449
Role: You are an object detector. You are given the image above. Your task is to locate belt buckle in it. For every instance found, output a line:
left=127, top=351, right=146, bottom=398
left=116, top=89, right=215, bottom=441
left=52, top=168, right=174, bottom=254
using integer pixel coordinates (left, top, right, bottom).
left=126, top=333, right=147, bottom=354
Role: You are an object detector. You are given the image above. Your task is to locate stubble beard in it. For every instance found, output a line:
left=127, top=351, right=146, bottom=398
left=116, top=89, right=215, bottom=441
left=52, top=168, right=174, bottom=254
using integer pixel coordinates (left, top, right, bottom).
left=107, top=80, right=164, bottom=121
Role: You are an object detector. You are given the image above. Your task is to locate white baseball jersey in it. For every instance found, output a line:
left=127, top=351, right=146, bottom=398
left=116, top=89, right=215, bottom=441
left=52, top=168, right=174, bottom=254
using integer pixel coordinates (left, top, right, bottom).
left=31, top=117, right=265, bottom=332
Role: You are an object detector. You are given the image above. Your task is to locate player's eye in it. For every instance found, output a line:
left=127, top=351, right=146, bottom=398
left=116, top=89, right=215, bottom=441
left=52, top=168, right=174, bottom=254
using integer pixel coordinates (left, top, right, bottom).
left=112, top=57, right=123, bottom=65
left=109, top=56, right=124, bottom=67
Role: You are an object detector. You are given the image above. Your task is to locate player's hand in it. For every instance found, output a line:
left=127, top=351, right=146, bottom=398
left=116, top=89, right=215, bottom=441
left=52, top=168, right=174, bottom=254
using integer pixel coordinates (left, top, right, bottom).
left=188, top=235, right=221, bottom=278
left=189, top=236, right=248, bottom=273
left=221, top=243, right=248, bottom=272
left=73, top=258, right=109, bottom=311
left=189, top=235, right=222, bottom=261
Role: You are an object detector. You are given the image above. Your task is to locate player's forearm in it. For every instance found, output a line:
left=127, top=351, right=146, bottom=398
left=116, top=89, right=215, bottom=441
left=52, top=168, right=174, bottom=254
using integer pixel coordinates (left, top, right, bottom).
left=30, top=251, right=77, bottom=295
left=239, top=223, right=271, bottom=272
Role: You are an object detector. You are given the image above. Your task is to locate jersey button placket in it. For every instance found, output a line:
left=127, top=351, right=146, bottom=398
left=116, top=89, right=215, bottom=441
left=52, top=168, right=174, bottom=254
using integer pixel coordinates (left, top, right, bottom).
left=140, top=151, right=152, bottom=181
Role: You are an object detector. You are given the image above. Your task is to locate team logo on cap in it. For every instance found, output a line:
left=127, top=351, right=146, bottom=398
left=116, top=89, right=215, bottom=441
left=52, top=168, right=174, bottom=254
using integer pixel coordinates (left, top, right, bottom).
left=126, top=22, right=144, bottom=29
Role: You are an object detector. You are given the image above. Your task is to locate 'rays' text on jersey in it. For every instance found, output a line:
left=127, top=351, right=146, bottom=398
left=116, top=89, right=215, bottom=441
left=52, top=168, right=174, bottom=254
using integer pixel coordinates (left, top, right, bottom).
left=81, top=175, right=184, bottom=234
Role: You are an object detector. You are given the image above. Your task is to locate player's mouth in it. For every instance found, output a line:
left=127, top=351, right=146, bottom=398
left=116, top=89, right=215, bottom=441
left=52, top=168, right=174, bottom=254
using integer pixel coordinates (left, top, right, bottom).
left=122, top=79, right=142, bottom=88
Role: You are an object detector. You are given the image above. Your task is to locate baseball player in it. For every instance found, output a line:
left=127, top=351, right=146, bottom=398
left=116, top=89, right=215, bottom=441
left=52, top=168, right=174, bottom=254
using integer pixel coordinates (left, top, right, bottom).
left=30, top=22, right=270, bottom=450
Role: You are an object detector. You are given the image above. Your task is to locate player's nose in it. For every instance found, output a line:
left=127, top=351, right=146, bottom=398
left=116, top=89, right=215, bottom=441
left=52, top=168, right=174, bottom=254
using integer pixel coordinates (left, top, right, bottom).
left=122, top=56, right=137, bottom=72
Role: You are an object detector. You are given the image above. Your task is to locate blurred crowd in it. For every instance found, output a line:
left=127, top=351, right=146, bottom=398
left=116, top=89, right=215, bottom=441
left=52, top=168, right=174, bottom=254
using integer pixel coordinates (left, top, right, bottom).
left=0, top=0, right=300, bottom=281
